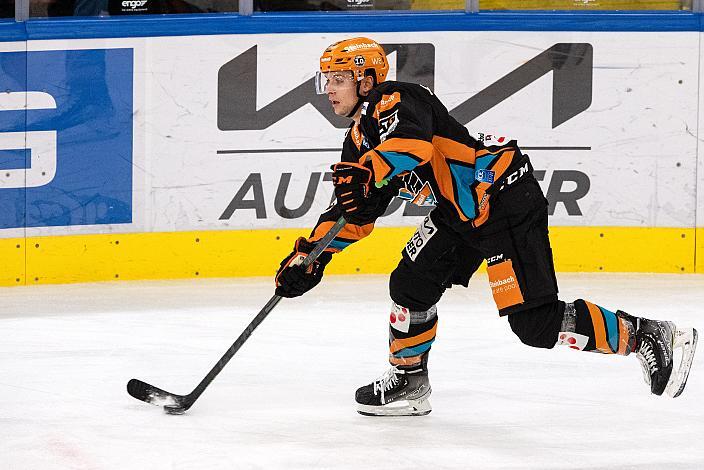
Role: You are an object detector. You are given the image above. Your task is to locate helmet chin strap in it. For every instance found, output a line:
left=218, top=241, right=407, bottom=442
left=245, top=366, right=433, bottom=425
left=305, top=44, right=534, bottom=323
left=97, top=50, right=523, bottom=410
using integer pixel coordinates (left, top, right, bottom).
left=345, top=80, right=365, bottom=119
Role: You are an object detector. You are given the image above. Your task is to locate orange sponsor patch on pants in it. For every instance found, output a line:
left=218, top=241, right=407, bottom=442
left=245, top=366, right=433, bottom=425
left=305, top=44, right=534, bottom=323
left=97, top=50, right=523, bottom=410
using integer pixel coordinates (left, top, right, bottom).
left=487, top=259, right=524, bottom=310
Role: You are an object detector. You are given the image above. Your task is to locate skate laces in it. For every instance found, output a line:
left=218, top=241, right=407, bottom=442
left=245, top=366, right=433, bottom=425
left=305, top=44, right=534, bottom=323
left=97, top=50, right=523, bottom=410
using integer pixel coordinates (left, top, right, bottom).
left=373, top=366, right=402, bottom=402
left=639, top=341, right=658, bottom=370
left=636, top=338, right=658, bottom=385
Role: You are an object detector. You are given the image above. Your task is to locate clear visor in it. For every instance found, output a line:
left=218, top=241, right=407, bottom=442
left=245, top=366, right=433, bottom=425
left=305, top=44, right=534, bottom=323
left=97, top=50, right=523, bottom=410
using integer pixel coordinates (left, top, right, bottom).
left=314, top=71, right=357, bottom=95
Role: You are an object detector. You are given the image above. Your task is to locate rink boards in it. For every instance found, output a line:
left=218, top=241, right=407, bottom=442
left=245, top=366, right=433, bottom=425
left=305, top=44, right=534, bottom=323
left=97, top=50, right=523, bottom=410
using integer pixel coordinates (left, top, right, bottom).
left=0, top=13, right=703, bottom=285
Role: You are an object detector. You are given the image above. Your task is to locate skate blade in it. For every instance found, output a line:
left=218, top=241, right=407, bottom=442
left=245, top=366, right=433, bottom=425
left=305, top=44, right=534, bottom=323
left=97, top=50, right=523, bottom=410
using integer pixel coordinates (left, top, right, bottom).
left=665, top=328, right=698, bottom=398
left=357, top=397, right=432, bottom=417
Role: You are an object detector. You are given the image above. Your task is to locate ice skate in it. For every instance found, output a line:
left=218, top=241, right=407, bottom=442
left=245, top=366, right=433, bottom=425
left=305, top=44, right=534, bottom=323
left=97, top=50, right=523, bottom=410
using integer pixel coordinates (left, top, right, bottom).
left=634, top=318, right=698, bottom=398
left=355, top=365, right=432, bottom=416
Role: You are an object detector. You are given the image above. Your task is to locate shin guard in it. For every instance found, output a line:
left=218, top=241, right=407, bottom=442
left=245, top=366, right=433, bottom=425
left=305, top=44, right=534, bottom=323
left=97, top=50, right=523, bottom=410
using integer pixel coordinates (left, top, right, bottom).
left=388, top=302, right=437, bottom=368
left=557, top=300, right=635, bottom=355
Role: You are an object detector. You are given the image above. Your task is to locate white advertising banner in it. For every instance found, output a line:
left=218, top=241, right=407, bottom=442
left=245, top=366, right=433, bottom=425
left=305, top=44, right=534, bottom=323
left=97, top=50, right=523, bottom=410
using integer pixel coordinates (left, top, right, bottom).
left=9, top=31, right=700, bottom=236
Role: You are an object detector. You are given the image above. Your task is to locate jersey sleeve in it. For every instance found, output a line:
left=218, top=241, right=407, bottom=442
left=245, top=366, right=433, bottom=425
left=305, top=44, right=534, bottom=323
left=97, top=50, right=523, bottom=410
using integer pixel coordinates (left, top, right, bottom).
left=306, top=127, right=399, bottom=253
left=361, top=91, right=435, bottom=183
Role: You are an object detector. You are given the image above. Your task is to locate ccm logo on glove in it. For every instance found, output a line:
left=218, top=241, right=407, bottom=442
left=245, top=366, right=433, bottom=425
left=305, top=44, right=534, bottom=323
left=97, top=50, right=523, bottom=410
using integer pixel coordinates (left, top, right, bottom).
left=331, top=162, right=375, bottom=225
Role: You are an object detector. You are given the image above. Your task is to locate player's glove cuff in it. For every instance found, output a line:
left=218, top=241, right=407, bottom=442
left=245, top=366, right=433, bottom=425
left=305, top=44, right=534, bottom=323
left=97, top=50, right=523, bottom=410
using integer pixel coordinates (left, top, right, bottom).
left=275, top=237, right=333, bottom=298
left=331, top=162, right=377, bottom=225
left=331, top=161, right=373, bottom=187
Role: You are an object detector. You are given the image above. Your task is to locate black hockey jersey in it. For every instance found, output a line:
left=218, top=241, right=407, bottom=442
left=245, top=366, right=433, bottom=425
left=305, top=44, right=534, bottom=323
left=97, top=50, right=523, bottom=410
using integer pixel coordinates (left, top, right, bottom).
left=308, top=81, right=528, bottom=251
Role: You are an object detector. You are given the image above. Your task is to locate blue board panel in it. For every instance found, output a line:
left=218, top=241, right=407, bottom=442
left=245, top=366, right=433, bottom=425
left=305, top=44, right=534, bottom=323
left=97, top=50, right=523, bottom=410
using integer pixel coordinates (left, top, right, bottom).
left=0, top=48, right=134, bottom=229
left=0, top=149, right=29, bottom=170
left=0, top=50, right=27, bottom=230
left=0, top=20, right=27, bottom=42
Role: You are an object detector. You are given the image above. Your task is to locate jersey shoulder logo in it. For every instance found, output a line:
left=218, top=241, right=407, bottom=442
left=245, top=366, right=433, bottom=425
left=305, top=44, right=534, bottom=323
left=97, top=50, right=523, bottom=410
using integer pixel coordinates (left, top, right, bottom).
left=398, top=171, right=436, bottom=207
left=378, top=109, right=399, bottom=143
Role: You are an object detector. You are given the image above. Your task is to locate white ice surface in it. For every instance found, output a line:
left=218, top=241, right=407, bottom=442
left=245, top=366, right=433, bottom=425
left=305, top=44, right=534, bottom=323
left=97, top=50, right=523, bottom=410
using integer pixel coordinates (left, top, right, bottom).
left=1, top=273, right=703, bottom=470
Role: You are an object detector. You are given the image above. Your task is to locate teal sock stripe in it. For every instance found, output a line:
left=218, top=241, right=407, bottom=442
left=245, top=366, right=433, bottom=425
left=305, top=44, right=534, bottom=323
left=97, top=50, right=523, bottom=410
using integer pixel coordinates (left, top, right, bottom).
left=598, top=305, right=620, bottom=353
left=392, top=340, right=434, bottom=358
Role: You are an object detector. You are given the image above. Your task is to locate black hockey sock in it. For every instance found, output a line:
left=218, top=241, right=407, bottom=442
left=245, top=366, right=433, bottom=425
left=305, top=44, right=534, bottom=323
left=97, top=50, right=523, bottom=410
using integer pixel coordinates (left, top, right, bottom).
left=388, top=302, right=437, bottom=370
left=558, top=299, right=636, bottom=355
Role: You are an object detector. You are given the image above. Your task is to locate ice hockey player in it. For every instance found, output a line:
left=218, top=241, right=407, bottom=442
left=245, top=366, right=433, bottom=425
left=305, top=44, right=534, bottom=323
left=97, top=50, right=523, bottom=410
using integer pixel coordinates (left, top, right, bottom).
left=274, top=37, right=698, bottom=416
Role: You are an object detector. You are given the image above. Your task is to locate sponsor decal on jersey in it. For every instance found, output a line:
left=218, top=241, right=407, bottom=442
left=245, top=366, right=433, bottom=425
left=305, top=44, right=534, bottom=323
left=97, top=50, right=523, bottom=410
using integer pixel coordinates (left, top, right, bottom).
left=350, top=124, right=364, bottom=150
left=389, top=303, right=411, bottom=333
left=379, top=109, right=399, bottom=143
left=487, top=253, right=504, bottom=264
left=478, top=192, right=490, bottom=211
left=378, top=92, right=401, bottom=113
left=398, top=171, right=437, bottom=207
left=487, top=259, right=524, bottom=310
left=475, top=169, right=495, bottom=184
left=557, top=332, right=589, bottom=350
left=477, top=132, right=508, bottom=145
left=360, top=101, right=369, bottom=116
left=498, top=162, right=531, bottom=191
left=405, top=215, right=437, bottom=261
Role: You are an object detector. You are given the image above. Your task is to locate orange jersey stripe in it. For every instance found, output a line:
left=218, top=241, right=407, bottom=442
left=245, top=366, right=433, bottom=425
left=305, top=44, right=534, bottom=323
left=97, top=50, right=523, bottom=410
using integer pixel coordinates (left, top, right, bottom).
left=363, top=138, right=434, bottom=182
left=430, top=136, right=480, bottom=222
left=363, top=150, right=392, bottom=182
left=375, top=137, right=435, bottom=162
left=429, top=156, right=469, bottom=222
left=308, top=221, right=373, bottom=249
left=432, top=136, right=477, bottom=165
left=389, top=322, right=438, bottom=354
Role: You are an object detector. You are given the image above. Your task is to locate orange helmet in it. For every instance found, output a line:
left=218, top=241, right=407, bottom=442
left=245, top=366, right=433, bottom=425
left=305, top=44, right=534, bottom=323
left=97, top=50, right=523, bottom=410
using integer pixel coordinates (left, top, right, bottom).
left=315, top=37, right=389, bottom=94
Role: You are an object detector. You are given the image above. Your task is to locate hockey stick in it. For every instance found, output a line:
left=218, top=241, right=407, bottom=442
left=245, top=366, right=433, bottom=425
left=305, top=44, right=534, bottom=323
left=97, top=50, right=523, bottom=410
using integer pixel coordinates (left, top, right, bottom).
left=127, top=216, right=347, bottom=414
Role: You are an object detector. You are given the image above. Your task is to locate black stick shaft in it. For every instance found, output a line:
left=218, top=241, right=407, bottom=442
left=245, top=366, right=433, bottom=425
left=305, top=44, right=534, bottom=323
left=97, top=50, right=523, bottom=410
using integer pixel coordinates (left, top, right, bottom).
left=183, top=217, right=347, bottom=407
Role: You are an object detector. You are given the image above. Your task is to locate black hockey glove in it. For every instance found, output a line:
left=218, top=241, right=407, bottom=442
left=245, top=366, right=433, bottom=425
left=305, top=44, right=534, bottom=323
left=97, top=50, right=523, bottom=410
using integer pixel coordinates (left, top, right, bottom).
left=331, top=161, right=376, bottom=226
left=275, top=237, right=333, bottom=298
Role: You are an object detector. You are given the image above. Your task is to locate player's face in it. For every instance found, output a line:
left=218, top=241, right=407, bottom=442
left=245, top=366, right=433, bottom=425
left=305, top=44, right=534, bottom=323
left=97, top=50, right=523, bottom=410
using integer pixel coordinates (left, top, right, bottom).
left=325, top=71, right=358, bottom=116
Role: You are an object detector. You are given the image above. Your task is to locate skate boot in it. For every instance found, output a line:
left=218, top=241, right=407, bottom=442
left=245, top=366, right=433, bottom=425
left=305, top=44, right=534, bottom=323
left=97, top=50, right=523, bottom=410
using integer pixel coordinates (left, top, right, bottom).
left=633, top=317, right=698, bottom=398
left=355, top=364, right=431, bottom=416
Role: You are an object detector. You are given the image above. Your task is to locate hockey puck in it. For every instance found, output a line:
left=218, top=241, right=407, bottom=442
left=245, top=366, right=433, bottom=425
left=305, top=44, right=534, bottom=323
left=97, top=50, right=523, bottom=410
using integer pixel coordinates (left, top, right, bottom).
left=164, top=405, right=186, bottom=415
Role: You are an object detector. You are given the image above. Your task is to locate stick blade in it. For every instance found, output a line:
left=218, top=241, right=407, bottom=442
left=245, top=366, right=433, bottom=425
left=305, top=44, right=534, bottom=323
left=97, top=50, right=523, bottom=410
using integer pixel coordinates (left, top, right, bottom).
left=127, top=378, right=184, bottom=407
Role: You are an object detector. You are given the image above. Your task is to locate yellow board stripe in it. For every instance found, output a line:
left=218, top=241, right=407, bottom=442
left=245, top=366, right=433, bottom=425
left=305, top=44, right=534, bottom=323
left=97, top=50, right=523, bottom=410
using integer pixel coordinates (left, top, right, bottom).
left=697, top=227, right=704, bottom=274
left=0, top=226, right=700, bottom=287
